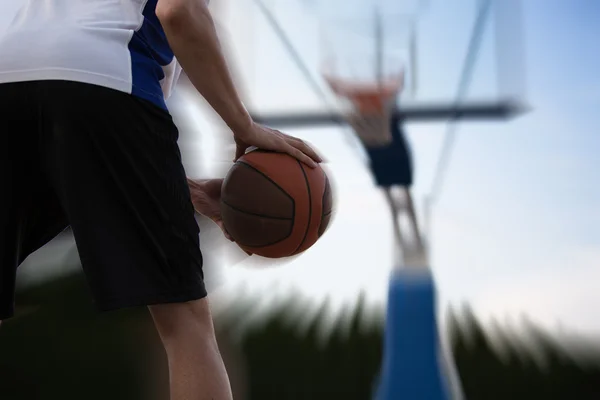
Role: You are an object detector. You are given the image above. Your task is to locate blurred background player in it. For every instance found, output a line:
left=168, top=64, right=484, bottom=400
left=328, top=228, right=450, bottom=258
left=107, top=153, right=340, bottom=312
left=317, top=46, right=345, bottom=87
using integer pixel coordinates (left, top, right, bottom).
left=345, top=95, right=427, bottom=269
left=0, top=1, right=321, bottom=399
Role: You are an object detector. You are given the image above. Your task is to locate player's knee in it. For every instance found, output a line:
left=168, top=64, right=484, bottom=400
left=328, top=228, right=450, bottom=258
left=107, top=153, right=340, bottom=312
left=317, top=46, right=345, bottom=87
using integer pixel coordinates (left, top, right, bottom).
left=149, top=298, right=216, bottom=347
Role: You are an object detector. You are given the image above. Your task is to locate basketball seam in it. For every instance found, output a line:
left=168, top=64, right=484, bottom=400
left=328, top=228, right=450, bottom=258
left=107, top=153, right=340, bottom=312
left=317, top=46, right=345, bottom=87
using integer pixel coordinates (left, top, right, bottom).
left=226, top=160, right=295, bottom=249
left=220, top=202, right=294, bottom=248
left=292, top=161, right=312, bottom=255
left=221, top=199, right=293, bottom=220
left=233, top=160, right=296, bottom=221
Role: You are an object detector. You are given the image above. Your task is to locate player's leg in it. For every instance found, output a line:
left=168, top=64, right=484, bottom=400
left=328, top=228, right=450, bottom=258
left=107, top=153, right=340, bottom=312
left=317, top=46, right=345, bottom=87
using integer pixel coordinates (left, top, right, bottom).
left=38, top=81, right=232, bottom=399
left=400, top=187, right=427, bottom=265
left=399, top=187, right=422, bottom=246
left=382, top=187, right=405, bottom=266
left=149, top=299, right=232, bottom=400
left=382, top=186, right=428, bottom=268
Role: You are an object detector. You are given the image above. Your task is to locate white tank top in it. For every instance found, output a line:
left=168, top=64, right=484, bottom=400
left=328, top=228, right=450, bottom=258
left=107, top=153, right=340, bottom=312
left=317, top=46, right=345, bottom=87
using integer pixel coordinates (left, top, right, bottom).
left=0, top=0, right=181, bottom=110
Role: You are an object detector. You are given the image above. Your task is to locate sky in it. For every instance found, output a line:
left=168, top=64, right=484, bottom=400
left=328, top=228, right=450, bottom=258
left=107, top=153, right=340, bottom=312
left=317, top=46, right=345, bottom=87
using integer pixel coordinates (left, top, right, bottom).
left=2, top=0, right=599, bottom=336
left=196, top=0, right=600, bottom=336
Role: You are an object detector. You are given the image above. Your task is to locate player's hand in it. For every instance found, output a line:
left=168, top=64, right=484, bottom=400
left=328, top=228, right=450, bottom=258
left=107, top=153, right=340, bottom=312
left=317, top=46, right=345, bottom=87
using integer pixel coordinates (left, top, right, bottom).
left=188, top=178, right=232, bottom=241
left=188, top=178, right=253, bottom=256
left=233, top=121, right=322, bottom=168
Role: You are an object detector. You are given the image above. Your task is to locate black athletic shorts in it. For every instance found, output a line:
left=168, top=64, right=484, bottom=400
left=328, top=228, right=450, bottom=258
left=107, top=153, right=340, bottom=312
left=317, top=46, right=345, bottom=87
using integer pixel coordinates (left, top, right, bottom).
left=365, top=116, right=413, bottom=187
left=0, top=80, right=206, bottom=320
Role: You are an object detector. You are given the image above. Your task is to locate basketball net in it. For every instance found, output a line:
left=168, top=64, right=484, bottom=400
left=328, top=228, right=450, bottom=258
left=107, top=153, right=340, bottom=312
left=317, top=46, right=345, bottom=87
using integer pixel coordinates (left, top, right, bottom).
left=324, top=72, right=404, bottom=148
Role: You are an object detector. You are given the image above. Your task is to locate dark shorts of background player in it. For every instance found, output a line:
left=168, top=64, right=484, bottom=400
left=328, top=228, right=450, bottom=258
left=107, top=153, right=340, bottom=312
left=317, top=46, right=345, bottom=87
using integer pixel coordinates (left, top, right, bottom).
left=0, top=80, right=207, bottom=320
left=365, top=116, right=414, bottom=188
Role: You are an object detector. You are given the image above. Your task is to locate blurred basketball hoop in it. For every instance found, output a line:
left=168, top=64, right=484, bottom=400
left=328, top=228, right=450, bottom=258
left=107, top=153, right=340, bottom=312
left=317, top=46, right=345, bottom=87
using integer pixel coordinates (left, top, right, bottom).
left=323, top=65, right=404, bottom=147
left=318, top=9, right=416, bottom=147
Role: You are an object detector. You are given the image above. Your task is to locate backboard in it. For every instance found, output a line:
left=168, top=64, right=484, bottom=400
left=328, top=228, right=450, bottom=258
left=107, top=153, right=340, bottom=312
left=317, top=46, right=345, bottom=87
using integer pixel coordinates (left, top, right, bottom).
left=216, top=0, right=527, bottom=124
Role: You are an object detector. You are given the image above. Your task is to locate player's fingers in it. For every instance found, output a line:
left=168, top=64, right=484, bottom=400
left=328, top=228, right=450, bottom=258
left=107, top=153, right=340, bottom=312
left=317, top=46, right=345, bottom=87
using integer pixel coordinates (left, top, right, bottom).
left=278, top=131, right=322, bottom=161
left=284, top=136, right=322, bottom=163
left=223, top=229, right=234, bottom=242
left=283, top=142, right=318, bottom=168
left=215, top=220, right=234, bottom=241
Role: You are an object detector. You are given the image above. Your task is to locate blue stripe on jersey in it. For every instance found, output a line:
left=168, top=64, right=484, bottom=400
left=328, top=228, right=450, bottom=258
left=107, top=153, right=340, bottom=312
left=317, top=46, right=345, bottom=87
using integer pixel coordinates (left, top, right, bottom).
left=128, top=0, right=174, bottom=110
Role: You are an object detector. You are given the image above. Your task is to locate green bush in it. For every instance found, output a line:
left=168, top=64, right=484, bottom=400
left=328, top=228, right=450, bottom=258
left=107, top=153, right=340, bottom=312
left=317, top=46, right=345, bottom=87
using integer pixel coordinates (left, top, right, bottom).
left=1, top=272, right=599, bottom=399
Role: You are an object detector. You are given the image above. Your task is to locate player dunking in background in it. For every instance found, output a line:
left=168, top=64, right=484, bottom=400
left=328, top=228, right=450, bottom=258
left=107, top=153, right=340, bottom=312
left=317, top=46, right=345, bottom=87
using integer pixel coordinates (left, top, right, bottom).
left=325, top=62, right=426, bottom=268
left=0, top=1, right=321, bottom=399
left=347, top=103, right=427, bottom=268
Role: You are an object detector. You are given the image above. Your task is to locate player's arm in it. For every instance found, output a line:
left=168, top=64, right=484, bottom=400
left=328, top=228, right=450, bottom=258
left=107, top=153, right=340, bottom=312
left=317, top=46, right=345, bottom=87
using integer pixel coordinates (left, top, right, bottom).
left=156, top=0, right=250, bottom=134
left=156, top=0, right=322, bottom=167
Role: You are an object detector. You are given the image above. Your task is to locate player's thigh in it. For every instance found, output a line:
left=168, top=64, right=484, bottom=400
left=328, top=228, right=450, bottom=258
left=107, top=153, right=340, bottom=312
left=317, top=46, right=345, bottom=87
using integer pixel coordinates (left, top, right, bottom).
left=38, top=81, right=206, bottom=312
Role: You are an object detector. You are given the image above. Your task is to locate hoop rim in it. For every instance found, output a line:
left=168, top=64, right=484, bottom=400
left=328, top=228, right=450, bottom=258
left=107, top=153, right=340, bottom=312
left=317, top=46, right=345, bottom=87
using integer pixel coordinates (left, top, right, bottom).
left=322, top=70, right=404, bottom=115
left=322, top=68, right=405, bottom=96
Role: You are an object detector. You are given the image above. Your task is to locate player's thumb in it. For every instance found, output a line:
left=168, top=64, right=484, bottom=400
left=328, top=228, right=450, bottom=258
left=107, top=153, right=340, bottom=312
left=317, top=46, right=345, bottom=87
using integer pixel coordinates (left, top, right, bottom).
left=234, top=145, right=246, bottom=162
left=215, top=220, right=234, bottom=242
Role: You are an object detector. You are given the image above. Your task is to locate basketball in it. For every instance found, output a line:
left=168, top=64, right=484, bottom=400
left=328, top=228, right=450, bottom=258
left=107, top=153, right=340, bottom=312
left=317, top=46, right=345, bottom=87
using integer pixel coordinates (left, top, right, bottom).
left=221, top=149, right=333, bottom=258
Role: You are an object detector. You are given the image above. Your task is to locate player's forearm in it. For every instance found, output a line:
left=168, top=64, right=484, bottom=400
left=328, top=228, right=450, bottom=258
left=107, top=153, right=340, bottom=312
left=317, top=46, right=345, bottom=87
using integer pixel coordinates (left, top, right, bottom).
left=157, top=0, right=252, bottom=134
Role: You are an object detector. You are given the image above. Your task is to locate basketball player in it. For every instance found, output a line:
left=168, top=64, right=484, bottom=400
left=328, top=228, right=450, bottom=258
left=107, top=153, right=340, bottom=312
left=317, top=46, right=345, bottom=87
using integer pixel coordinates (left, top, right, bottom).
left=348, top=107, right=427, bottom=268
left=0, top=1, right=321, bottom=399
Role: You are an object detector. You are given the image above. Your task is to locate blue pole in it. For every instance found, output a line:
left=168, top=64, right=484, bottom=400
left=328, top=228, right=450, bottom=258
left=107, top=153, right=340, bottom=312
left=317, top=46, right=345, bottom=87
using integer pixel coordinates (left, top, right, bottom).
left=375, top=268, right=457, bottom=400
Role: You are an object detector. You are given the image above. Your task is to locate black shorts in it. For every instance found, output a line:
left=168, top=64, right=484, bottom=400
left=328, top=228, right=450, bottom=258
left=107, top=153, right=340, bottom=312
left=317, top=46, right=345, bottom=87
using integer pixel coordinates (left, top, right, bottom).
left=365, top=118, right=413, bottom=187
left=0, top=80, right=206, bottom=320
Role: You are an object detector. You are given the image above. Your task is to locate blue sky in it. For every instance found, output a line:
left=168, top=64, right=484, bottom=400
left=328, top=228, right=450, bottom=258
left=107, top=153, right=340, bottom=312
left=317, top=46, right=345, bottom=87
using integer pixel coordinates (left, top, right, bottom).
left=201, top=0, right=600, bottom=335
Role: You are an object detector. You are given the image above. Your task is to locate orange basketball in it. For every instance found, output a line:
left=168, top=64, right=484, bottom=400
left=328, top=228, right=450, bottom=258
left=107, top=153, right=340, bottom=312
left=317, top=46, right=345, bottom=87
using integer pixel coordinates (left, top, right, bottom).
left=220, top=149, right=333, bottom=258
